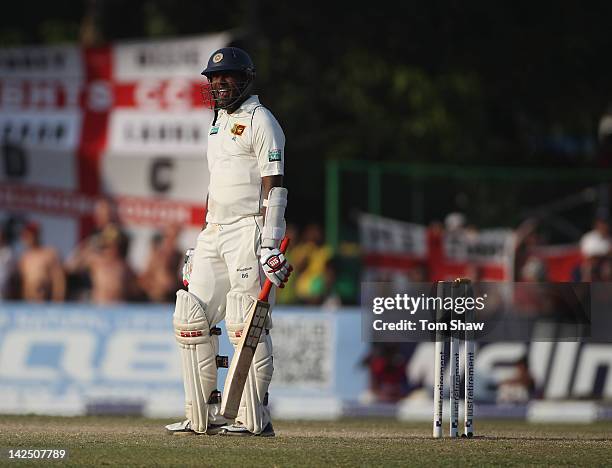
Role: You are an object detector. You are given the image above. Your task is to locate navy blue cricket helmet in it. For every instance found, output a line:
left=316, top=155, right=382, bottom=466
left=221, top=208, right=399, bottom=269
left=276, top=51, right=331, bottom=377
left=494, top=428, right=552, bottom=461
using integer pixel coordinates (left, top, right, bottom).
left=201, top=47, right=256, bottom=112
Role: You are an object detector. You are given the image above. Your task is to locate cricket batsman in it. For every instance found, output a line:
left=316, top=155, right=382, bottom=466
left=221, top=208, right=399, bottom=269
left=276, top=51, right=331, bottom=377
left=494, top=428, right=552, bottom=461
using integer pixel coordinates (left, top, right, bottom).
left=165, top=47, right=291, bottom=437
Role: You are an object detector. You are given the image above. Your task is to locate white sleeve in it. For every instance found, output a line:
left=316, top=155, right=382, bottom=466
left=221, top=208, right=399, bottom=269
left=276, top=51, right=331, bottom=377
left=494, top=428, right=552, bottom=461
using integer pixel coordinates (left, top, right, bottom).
left=252, top=107, right=285, bottom=177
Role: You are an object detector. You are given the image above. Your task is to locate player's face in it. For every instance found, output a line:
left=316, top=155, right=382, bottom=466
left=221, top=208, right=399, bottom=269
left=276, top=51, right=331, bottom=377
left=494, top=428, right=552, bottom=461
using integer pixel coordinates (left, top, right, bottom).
left=210, top=72, right=243, bottom=108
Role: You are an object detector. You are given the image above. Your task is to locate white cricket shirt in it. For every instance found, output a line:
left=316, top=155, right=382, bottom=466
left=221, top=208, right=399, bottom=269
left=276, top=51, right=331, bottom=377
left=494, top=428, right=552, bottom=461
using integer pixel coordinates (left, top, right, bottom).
left=205, top=95, right=285, bottom=224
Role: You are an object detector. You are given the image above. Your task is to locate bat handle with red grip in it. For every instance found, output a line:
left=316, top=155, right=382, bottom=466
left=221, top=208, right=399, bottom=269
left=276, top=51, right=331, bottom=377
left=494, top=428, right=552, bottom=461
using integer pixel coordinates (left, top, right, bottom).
left=259, top=237, right=290, bottom=301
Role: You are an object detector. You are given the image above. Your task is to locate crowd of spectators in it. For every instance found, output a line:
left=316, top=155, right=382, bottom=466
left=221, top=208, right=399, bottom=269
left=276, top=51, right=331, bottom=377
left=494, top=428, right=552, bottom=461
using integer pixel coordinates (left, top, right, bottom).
left=2, top=198, right=610, bottom=307
left=0, top=200, right=168, bottom=304
left=514, top=211, right=612, bottom=283
left=0, top=201, right=344, bottom=306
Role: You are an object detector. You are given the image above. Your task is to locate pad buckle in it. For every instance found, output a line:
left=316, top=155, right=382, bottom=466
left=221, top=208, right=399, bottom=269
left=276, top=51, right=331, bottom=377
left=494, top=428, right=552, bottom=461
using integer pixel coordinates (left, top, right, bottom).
left=208, top=390, right=222, bottom=404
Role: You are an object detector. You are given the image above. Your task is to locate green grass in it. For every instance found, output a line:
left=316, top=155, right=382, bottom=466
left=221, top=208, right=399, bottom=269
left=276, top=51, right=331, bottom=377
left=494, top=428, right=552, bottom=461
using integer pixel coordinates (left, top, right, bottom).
left=0, top=416, right=611, bottom=467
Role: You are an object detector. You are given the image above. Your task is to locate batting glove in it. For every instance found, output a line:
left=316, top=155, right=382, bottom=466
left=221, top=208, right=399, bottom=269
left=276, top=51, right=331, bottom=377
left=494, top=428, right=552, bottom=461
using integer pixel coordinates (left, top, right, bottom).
left=260, top=247, right=293, bottom=287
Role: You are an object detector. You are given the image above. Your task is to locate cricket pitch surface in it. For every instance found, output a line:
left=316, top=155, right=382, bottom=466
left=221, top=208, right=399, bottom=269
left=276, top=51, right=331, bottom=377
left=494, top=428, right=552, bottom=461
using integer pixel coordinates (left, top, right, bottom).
left=1, top=416, right=610, bottom=466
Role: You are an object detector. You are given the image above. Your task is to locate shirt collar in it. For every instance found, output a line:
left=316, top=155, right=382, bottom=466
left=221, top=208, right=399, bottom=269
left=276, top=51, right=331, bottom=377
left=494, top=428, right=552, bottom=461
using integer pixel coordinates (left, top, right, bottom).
left=226, top=95, right=260, bottom=117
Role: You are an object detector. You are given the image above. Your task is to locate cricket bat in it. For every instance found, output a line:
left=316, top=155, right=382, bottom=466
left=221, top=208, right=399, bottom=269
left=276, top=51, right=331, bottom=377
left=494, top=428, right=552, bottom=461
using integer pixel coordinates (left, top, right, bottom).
left=221, top=237, right=290, bottom=420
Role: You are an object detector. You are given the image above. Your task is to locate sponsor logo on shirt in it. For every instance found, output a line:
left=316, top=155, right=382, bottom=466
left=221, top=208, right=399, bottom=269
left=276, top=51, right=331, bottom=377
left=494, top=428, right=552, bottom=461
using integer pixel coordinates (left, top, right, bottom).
left=268, top=149, right=282, bottom=162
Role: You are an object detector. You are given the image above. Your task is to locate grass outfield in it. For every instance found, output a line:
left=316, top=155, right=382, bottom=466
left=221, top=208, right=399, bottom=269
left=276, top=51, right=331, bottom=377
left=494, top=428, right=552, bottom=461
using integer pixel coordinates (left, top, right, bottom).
left=0, top=416, right=611, bottom=467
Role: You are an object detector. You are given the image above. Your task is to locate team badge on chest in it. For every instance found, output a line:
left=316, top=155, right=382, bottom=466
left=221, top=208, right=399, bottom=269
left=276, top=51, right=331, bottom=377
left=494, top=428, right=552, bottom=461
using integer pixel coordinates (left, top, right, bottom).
left=230, top=124, right=246, bottom=136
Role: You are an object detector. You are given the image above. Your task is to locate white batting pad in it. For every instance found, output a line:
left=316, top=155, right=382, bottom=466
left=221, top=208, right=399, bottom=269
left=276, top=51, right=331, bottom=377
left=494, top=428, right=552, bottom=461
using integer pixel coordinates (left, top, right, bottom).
left=173, top=290, right=224, bottom=433
left=224, top=291, right=274, bottom=432
left=236, top=332, right=274, bottom=434
left=225, top=292, right=255, bottom=346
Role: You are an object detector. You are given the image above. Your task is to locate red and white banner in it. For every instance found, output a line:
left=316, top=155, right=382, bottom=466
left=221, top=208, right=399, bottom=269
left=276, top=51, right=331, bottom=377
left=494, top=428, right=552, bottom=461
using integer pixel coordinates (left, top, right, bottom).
left=359, top=214, right=584, bottom=281
left=0, top=34, right=228, bottom=268
left=360, top=213, right=515, bottom=281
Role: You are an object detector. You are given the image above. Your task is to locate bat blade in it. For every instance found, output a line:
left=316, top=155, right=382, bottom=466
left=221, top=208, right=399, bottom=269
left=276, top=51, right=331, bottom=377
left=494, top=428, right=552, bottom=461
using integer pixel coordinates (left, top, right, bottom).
left=221, top=237, right=289, bottom=420
left=221, top=297, right=271, bottom=420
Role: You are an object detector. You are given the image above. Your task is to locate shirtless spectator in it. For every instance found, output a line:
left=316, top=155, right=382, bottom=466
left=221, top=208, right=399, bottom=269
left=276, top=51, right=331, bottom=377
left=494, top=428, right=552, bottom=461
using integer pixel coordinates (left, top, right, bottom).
left=139, top=224, right=183, bottom=302
left=70, top=224, right=141, bottom=304
left=18, top=222, right=66, bottom=302
left=65, top=198, right=125, bottom=300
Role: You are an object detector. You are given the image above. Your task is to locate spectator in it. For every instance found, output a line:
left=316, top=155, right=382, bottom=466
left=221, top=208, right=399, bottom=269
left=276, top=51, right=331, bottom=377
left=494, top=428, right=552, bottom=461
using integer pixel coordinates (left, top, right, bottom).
left=579, top=215, right=610, bottom=258
left=276, top=223, right=299, bottom=304
left=496, top=355, right=536, bottom=403
left=361, top=343, right=408, bottom=403
left=575, top=215, right=611, bottom=281
left=314, top=256, right=342, bottom=308
left=65, top=198, right=126, bottom=300
left=515, top=256, right=553, bottom=316
left=139, top=224, right=183, bottom=302
left=0, top=220, right=18, bottom=299
left=593, top=255, right=612, bottom=281
left=443, top=212, right=467, bottom=260
left=445, top=212, right=466, bottom=232
left=74, top=224, right=142, bottom=304
left=519, top=256, right=548, bottom=282
left=513, top=218, right=542, bottom=281
left=18, top=221, right=66, bottom=302
left=293, top=223, right=332, bottom=304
